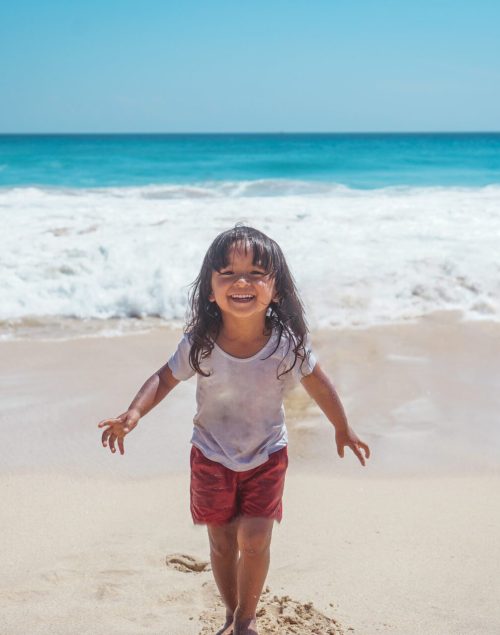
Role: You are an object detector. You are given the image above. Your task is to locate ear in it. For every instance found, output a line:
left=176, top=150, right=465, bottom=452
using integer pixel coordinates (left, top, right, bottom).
left=208, top=292, right=215, bottom=302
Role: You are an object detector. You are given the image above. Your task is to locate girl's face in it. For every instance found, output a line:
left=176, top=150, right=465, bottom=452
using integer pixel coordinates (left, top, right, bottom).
left=209, top=243, right=276, bottom=322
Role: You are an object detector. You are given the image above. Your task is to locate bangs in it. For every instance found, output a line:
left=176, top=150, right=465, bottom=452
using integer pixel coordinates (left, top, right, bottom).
left=208, top=226, right=279, bottom=275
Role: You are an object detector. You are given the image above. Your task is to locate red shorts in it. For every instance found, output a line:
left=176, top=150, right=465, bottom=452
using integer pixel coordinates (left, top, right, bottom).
left=190, top=445, right=288, bottom=525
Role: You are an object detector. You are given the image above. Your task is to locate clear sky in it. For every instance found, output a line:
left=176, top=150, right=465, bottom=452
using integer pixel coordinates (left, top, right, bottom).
left=1, top=0, right=499, bottom=133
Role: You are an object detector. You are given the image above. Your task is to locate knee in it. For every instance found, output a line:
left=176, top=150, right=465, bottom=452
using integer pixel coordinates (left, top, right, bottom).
left=238, top=530, right=271, bottom=557
left=209, top=527, right=238, bottom=559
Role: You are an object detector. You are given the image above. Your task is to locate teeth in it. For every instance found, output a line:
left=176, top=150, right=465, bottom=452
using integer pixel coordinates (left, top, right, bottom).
left=231, top=294, right=254, bottom=299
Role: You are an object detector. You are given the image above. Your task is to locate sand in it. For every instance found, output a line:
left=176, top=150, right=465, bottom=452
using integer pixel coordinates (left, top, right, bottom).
left=1, top=312, right=500, bottom=634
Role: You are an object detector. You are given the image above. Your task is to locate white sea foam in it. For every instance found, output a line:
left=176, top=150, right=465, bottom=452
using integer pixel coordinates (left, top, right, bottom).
left=1, top=181, right=499, bottom=330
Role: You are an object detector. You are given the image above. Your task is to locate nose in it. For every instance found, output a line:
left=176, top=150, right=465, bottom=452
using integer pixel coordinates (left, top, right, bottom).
left=233, top=273, right=251, bottom=285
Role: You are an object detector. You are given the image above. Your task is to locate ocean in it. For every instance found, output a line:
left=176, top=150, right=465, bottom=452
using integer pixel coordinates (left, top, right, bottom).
left=1, top=133, right=500, bottom=336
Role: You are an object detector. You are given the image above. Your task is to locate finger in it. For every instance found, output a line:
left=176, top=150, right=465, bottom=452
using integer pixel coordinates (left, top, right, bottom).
left=337, top=444, right=344, bottom=458
left=108, top=434, right=117, bottom=454
left=98, top=418, right=120, bottom=429
left=351, top=444, right=366, bottom=467
left=101, top=428, right=111, bottom=447
left=118, top=436, right=125, bottom=456
left=359, top=441, right=371, bottom=459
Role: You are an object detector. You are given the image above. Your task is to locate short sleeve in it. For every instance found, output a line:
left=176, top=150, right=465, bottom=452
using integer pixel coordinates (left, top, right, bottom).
left=167, top=334, right=196, bottom=381
left=280, top=334, right=317, bottom=384
left=294, top=337, right=317, bottom=380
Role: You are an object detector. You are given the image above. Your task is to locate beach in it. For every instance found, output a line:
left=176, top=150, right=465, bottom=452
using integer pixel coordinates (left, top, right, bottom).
left=2, top=0, right=500, bottom=626
left=2, top=133, right=500, bottom=633
left=2, top=312, right=499, bottom=634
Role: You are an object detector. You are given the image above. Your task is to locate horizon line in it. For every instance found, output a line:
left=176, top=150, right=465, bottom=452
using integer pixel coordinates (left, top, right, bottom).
left=1, top=130, right=500, bottom=136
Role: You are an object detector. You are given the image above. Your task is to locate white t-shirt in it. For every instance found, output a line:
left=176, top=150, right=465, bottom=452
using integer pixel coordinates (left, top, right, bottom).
left=167, top=330, right=316, bottom=471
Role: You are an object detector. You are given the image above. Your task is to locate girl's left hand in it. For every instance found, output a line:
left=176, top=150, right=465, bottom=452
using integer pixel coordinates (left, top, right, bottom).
left=335, top=427, right=371, bottom=466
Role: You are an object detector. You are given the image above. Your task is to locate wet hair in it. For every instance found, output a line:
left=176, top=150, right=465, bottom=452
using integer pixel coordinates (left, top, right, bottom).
left=185, top=225, right=309, bottom=377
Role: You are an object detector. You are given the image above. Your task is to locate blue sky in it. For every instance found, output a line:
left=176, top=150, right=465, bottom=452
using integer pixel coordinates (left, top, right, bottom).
left=1, top=0, right=499, bottom=132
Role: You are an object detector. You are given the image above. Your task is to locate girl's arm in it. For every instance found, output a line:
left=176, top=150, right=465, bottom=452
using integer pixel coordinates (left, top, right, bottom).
left=300, top=363, right=370, bottom=466
left=98, top=363, right=180, bottom=456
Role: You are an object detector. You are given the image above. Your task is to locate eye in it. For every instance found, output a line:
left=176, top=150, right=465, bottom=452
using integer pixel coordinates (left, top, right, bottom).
left=250, top=270, right=266, bottom=276
left=219, top=270, right=233, bottom=276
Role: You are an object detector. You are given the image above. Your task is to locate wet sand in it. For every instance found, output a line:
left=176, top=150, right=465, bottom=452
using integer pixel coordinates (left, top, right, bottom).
left=1, top=312, right=499, bottom=634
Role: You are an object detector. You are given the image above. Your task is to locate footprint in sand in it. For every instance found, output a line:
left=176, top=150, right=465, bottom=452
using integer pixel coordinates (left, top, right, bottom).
left=199, top=587, right=347, bottom=635
left=96, top=582, right=122, bottom=600
left=165, top=553, right=211, bottom=573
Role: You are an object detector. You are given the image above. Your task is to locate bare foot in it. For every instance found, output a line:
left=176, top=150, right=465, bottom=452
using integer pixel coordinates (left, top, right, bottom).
left=215, top=613, right=234, bottom=635
left=233, top=616, right=258, bottom=635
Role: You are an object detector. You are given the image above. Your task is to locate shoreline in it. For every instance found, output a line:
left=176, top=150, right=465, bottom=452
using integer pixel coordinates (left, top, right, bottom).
left=0, top=308, right=498, bottom=342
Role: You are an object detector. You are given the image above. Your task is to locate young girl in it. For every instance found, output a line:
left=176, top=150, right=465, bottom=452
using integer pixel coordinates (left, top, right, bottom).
left=98, top=225, right=370, bottom=635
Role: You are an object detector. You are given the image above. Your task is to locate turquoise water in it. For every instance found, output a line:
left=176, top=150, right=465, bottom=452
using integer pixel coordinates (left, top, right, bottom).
left=2, top=132, right=500, bottom=326
left=1, top=133, right=500, bottom=189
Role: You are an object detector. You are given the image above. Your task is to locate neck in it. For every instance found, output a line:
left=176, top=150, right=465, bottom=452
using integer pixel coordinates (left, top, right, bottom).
left=219, top=315, right=268, bottom=342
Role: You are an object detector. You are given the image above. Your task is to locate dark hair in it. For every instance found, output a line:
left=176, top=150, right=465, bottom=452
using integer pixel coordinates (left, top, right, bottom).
left=185, top=225, right=309, bottom=377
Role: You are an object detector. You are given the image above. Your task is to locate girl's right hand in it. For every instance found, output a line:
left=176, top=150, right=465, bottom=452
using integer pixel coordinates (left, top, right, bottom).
left=98, top=409, right=140, bottom=455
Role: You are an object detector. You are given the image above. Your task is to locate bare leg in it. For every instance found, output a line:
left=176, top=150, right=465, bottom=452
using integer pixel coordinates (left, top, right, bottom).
left=207, top=522, right=239, bottom=634
left=233, top=517, right=274, bottom=635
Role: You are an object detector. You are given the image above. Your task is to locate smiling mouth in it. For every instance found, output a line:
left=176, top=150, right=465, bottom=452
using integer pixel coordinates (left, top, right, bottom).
left=229, top=294, right=255, bottom=303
